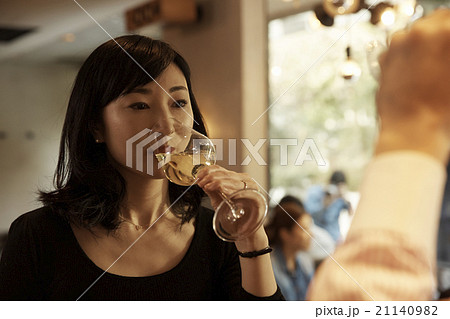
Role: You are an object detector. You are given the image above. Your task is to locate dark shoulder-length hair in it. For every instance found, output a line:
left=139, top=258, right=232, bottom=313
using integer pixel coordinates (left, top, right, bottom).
left=266, top=196, right=307, bottom=246
left=39, top=35, right=207, bottom=231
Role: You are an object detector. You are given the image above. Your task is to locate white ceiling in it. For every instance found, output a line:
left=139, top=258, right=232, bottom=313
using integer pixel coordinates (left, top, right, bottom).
left=0, top=0, right=322, bottom=64
left=0, top=0, right=161, bottom=63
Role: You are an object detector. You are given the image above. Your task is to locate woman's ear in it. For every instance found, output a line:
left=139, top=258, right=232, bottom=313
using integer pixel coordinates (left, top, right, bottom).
left=91, top=121, right=105, bottom=143
left=279, top=228, right=290, bottom=244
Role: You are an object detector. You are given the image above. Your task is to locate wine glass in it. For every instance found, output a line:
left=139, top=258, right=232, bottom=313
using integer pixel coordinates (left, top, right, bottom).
left=154, top=117, right=268, bottom=242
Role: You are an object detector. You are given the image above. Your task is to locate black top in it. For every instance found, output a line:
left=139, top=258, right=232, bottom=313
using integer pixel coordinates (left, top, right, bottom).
left=0, top=206, right=283, bottom=301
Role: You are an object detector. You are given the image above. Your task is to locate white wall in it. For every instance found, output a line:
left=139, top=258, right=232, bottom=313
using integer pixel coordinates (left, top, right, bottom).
left=0, top=62, right=78, bottom=232
left=163, top=0, right=269, bottom=188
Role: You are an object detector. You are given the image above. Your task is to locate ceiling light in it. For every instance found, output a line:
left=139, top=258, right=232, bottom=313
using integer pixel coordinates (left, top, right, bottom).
left=323, top=0, right=361, bottom=16
left=316, top=1, right=415, bottom=28
left=340, top=46, right=361, bottom=81
left=369, top=2, right=395, bottom=25
left=380, top=8, right=396, bottom=26
left=314, top=5, right=334, bottom=27
left=308, top=12, right=323, bottom=30
left=398, top=0, right=416, bottom=17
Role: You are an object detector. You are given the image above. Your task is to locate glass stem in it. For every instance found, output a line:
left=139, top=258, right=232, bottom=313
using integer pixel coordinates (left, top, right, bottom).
left=219, top=192, right=242, bottom=221
left=193, top=167, right=243, bottom=221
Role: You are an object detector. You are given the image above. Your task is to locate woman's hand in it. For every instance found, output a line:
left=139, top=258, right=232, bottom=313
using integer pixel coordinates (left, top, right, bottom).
left=195, top=165, right=269, bottom=251
left=196, top=165, right=277, bottom=297
left=196, top=165, right=258, bottom=209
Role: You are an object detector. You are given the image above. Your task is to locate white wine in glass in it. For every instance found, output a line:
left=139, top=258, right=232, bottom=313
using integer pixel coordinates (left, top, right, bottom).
left=154, top=118, right=268, bottom=242
left=155, top=151, right=214, bottom=186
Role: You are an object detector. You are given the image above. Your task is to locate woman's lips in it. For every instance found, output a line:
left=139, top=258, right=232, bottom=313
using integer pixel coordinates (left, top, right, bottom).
left=155, top=144, right=175, bottom=154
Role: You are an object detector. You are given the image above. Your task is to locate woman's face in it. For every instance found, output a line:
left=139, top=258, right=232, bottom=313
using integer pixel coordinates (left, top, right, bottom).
left=96, top=63, right=194, bottom=178
left=283, top=214, right=312, bottom=252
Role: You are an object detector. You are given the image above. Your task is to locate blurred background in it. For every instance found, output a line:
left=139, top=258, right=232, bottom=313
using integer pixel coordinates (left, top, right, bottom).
left=0, top=0, right=448, bottom=238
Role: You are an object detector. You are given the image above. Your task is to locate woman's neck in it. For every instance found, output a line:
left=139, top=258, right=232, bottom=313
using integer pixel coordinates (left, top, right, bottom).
left=119, top=169, right=172, bottom=227
left=282, top=245, right=298, bottom=273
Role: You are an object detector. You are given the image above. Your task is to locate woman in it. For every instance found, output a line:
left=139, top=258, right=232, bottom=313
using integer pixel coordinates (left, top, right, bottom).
left=0, top=35, right=282, bottom=300
left=266, top=196, right=314, bottom=300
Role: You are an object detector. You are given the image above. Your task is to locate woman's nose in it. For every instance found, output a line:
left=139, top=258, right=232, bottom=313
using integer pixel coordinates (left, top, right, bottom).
left=152, top=117, right=175, bottom=136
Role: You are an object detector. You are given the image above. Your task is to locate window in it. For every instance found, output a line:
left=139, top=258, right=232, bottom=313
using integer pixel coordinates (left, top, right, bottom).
left=268, top=10, right=383, bottom=197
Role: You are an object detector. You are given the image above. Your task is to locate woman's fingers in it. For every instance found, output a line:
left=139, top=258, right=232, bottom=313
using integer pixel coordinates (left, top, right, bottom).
left=195, top=165, right=261, bottom=208
left=197, top=165, right=255, bottom=192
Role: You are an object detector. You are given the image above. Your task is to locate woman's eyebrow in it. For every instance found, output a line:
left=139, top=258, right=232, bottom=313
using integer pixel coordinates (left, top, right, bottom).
left=121, top=85, right=186, bottom=97
left=169, top=86, right=187, bottom=93
left=122, top=87, right=151, bottom=96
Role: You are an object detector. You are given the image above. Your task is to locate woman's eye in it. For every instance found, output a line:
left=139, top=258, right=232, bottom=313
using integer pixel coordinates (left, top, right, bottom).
left=174, top=99, right=188, bottom=108
left=129, top=102, right=150, bottom=110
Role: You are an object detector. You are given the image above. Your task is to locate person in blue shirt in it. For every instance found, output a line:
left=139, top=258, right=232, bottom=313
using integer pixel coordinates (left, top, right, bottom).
left=266, top=196, right=314, bottom=300
left=304, top=171, right=351, bottom=242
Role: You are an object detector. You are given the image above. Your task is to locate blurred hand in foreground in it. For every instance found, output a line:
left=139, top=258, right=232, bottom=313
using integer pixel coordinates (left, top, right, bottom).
left=376, top=9, right=450, bottom=164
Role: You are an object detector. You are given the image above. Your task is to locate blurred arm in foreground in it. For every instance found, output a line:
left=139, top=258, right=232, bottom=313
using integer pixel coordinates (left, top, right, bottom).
left=308, top=9, right=450, bottom=301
